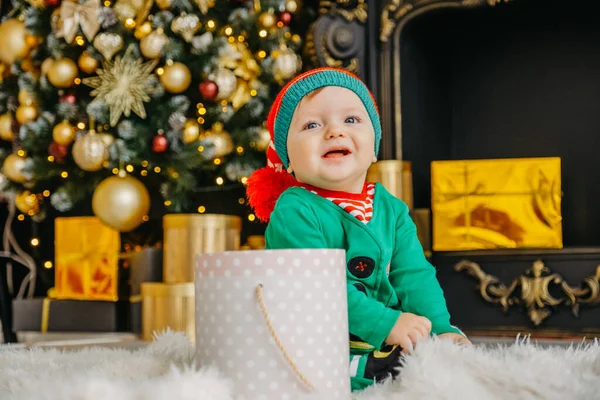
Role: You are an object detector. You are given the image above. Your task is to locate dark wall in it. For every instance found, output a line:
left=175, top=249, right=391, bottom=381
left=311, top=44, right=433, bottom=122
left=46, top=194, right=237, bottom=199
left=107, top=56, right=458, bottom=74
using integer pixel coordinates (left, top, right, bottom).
left=400, top=0, right=600, bottom=247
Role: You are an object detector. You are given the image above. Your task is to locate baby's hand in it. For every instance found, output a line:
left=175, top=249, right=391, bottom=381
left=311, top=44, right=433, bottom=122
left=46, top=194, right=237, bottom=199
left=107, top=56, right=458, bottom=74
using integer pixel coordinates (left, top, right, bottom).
left=438, top=332, right=472, bottom=346
left=385, top=312, right=431, bottom=352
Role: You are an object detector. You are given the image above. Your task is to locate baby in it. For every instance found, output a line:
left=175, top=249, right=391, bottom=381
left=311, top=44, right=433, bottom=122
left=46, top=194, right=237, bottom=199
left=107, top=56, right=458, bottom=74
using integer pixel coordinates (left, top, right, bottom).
left=247, top=67, right=470, bottom=391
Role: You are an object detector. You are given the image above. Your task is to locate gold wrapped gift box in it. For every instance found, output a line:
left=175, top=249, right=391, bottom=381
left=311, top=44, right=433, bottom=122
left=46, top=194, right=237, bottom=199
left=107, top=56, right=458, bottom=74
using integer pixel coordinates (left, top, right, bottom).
left=431, top=157, right=563, bottom=251
left=55, top=216, right=120, bottom=301
left=163, top=214, right=242, bottom=283
left=141, top=282, right=195, bottom=343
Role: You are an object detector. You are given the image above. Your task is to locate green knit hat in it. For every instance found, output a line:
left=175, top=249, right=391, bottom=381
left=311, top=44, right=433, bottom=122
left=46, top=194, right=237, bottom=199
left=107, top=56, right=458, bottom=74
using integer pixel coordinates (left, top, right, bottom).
left=267, top=67, right=382, bottom=170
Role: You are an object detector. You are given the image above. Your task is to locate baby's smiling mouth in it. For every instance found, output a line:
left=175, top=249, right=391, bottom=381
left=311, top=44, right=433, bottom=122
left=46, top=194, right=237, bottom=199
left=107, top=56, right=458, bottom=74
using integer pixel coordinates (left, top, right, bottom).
left=322, top=147, right=351, bottom=158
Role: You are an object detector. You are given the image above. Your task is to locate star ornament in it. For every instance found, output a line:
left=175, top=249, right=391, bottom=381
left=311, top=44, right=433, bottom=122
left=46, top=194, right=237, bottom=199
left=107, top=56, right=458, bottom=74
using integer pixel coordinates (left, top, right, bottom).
left=82, top=49, right=158, bottom=127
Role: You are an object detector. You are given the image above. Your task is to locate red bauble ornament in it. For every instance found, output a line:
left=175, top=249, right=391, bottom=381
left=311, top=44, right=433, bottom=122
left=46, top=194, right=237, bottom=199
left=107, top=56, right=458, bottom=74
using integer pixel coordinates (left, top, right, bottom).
left=60, top=94, right=76, bottom=104
left=48, top=141, right=68, bottom=161
left=45, top=0, right=60, bottom=7
left=199, top=80, right=218, bottom=101
left=279, top=11, right=292, bottom=26
left=152, top=134, right=168, bottom=153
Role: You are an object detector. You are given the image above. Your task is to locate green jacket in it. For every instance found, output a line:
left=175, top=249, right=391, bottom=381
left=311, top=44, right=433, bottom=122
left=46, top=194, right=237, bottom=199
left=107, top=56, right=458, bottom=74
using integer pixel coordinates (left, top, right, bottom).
left=265, top=184, right=461, bottom=351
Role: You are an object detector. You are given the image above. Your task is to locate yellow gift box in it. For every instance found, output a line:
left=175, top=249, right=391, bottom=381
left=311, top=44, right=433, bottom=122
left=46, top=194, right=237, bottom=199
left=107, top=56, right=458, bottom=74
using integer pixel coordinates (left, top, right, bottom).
left=55, top=216, right=120, bottom=301
left=431, top=157, right=563, bottom=251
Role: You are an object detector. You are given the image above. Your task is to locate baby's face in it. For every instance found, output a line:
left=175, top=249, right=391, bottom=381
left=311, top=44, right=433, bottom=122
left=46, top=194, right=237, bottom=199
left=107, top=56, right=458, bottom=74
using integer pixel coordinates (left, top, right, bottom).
left=286, top=86, right=376, bottom=193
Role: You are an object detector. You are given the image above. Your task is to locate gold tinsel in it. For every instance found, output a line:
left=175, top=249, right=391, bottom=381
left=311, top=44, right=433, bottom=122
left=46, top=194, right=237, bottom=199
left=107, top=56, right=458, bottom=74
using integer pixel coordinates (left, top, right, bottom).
left=82, top=48, right=157, bottom=127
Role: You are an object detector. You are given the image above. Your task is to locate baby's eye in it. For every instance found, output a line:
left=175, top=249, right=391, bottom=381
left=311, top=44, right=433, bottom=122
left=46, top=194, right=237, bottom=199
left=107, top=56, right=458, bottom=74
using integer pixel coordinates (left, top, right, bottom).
left=345, top=116, right=359, bottom=124
left=304, top=122, right=319, bottom=130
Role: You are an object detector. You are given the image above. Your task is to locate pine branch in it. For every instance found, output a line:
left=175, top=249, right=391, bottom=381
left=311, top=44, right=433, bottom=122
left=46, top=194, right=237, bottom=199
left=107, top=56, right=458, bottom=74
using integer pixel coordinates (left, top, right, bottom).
left=57, top=102, right=79, bottom=120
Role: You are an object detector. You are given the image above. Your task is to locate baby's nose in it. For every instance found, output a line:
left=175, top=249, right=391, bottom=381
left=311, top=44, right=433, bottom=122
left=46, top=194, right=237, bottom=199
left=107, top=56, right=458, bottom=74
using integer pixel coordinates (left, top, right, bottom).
left=325, top=125, right=345, bottom=139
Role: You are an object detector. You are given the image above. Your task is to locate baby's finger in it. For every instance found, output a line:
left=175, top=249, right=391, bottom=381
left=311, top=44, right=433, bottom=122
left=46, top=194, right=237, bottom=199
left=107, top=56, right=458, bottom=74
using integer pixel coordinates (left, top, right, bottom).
left=415, top=323, right=430, bottom=340
left=408, top=329, right=424, bottom=346
left=399, top=336, right=413, bottom=354
left=418, top=317, right=432, bottom=335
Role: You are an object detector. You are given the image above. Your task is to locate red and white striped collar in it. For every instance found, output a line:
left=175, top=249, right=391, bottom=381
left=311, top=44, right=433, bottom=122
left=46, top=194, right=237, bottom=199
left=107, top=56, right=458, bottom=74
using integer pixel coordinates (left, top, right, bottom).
left=299, top=182, right=375, bottom=200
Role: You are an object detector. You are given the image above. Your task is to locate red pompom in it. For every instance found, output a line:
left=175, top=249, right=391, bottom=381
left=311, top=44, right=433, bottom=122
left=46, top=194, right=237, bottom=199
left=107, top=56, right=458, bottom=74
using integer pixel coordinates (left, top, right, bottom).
left=246, top=167, right=298, bottom=223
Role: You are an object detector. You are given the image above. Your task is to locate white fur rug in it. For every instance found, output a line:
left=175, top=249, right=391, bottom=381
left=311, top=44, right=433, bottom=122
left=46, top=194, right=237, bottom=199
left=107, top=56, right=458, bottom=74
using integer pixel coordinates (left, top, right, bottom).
left=1, top=332, right=600, bottom=400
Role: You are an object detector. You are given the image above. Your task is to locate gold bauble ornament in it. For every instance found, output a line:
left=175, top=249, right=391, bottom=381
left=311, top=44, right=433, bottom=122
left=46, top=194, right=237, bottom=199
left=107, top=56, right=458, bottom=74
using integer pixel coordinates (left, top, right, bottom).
left=286, top=0, right=300, bottom=13
left=255, top=125, right=271, bottom=152
left=258, top=11, right=277, bottom=29
left=113, top=0, right=137, bottom=21
left=0, top=63, right=10, bottom=83
left=92, top=171, right=150, bottom=232
left=140, top=29, right=169, bottom=59
left=15, top=191, right=39, bottom=215
left=52, top=120, right=76, bottom=145
left=16, top=104, right=38, bottom=124
left=100, top=133, right=115, bottom=148
left=210, top=68, right=237, bottom=101
left=78, top=51, right=99, bottom=74
left=18, top=89, right=37, bottom=106
left=273, top=48, right=302, bottom=83
left=134, top=21, right=153, bottom=39
left=182, top=120, right=200, bottom=143
left=41, top=58, right=54, bottom=76
left=205, top=122, right=233, bottom=158
left=156, top=0, right=172, bottom=10
left=0, top=113, right=13, bottom=141
left=0, top=19, right=33, bottom=65
left=160, top=62, right=191, bottom=93
left=72, top=129, right=109, bottom=171
left=47, top=58, right=79, bottom=88
left=25, top=34, right=40, bottom=49
left=20, top=58, right=37, bottom=75
left=2, top=153, right=30, bottom=183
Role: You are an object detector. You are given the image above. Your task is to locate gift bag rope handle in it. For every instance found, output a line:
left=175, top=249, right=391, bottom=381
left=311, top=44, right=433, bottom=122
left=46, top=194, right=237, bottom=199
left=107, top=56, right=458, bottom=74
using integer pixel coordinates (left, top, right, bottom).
left=255, top=284, right=315, bottom=392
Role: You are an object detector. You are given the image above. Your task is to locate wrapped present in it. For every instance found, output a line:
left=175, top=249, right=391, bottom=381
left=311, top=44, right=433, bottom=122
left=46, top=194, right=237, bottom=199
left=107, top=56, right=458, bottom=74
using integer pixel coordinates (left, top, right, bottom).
left=141, top=282, right=194, bottom=342
left=55, top=217, right=120, bottom=301
left=163, top=214, right=241, bottom=283
left=128, top=247, right=163, bottom=334
left=411, top=208, right=432, bottom=257
left=129, top=247, right=163, bottom=297
left=431, top=157, right=563, bottom=251
left=367, top=160, right=413, bottom=208
left=240, top=235, right=265, bottom=250
left=12, top=297, right=128, bottom=333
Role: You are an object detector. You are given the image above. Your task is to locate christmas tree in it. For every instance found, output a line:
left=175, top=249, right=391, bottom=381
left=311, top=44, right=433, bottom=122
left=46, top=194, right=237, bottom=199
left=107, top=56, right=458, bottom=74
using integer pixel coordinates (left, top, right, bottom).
left=0, top=0, right=306, bottom=232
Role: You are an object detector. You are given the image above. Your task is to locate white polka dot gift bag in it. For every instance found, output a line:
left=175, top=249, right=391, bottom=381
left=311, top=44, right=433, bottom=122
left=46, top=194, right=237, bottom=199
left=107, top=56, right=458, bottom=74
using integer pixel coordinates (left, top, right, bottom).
left=195, top=249, right=350, bottom=400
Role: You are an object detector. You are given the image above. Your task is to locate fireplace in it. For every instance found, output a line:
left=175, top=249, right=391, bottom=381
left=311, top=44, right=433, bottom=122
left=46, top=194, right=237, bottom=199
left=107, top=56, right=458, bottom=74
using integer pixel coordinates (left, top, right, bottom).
left=313, top=0, right=600, bottom=336
left=394, top=0, right=600, bottom=247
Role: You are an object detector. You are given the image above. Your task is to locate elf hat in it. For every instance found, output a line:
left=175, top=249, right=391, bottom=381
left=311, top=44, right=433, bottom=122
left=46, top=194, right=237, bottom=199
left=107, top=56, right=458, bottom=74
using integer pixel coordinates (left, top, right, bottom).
left=246, top=67, right=382, bottom=223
